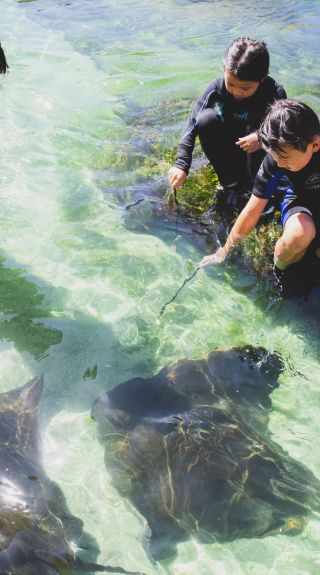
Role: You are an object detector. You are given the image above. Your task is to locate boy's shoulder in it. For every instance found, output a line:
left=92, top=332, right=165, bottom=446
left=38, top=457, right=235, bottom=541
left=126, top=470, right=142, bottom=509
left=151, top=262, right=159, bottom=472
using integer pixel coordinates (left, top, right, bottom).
left=259, top=152, right=279, bottom=175
left=197, top=77, right=225, bottom=104
left=252, top=154, right=285, bottom=199
left=260, top=75, right=286, bottom=98
left=205, top=76, right=224, bottom=93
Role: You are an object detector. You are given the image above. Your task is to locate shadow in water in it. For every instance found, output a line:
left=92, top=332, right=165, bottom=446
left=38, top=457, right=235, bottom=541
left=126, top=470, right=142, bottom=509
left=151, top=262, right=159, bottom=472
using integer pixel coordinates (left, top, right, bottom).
left=0, top=256, right=62, bottom=359
left=0, top=251, right=161, bottom=418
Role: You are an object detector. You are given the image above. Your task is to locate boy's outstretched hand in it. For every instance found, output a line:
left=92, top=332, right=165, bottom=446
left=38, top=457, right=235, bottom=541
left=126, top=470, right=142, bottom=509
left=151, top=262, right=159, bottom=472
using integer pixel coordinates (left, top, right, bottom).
left=199, top=246, right=229, bottom=268
left=168, top=166, right=187, bottom=190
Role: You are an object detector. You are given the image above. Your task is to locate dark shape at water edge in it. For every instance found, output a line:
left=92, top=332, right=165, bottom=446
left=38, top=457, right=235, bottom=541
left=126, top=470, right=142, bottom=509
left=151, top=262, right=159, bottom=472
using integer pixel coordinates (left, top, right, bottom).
left=0, top=377, right=144, bottom=575
left=92, top=346, right=320, bottom=561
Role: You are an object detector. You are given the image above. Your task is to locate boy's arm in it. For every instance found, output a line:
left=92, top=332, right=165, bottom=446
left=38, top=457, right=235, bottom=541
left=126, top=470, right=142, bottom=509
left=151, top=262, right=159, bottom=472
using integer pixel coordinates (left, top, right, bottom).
left=199, top=195, right=268, bottom=267
left=237, top=79, right=287, bottom=153
left=173, top=79, right=221, bottom=177
left=199, top=152, right=277, bottom=266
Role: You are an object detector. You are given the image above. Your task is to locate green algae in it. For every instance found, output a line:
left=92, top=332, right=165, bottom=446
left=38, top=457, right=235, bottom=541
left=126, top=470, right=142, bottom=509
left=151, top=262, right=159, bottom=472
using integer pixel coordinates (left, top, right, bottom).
left=174, top=162, right=219, bottom=212
left=241, top=218, right=282, bottom=275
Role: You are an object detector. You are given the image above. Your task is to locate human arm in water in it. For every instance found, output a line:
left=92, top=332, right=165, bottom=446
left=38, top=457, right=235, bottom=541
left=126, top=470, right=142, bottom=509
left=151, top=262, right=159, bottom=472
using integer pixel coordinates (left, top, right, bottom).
left=199, top=194, right=268, bottom=267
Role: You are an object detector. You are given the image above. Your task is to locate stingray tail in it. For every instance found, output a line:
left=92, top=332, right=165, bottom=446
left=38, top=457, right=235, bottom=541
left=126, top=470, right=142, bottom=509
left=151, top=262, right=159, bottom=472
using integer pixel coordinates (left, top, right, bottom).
left=75, top=558, right=146, bottom=575
left=0, top=44, right=9, bottom=74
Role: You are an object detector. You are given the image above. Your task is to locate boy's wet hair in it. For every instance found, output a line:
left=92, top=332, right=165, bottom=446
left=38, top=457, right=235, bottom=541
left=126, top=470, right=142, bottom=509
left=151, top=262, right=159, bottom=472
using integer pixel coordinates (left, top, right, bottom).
left=223, top=37, right=269, bottom=82
left=0, top=44, right=9, bottom=74
left=259, top=99, right=320, bottom=153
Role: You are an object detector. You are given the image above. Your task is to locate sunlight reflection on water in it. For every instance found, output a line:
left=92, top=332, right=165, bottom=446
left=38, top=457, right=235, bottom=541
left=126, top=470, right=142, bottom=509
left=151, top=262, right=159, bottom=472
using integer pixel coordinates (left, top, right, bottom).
left=1, top=0, right=320, bottom=573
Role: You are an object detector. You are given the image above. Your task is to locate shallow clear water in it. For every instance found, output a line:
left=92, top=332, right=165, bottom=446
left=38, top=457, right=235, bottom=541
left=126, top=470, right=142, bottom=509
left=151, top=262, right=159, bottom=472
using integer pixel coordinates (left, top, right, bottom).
left=1, top=0, right=320, bottom=573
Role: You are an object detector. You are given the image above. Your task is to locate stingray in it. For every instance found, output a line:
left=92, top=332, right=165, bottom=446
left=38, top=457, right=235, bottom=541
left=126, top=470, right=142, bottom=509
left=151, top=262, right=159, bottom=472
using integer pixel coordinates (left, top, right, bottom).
left=92, top=346, right=320, bottom=560
left=0, top=376, right=143, bottom=575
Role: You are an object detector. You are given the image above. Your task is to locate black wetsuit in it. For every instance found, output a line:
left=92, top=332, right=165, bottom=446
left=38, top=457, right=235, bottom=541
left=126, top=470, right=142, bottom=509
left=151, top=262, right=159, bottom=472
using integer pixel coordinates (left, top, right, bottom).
left=174, top=76, right=286, bottom=186
left=252, top=151, right=320, bottom=230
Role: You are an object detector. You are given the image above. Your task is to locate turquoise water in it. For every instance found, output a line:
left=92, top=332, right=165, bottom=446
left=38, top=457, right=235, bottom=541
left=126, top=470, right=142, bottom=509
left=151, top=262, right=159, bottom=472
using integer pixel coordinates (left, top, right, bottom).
left=1, top=0, right=320, bottom=573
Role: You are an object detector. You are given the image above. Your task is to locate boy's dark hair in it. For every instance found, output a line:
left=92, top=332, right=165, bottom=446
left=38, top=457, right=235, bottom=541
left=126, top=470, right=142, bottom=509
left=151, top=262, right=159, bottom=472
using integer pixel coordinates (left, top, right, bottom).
left=259, top=99, right=320, bottom=153
left=223, top=37, right=269, bottom=82
left=0, top=43, right=9, bottom=74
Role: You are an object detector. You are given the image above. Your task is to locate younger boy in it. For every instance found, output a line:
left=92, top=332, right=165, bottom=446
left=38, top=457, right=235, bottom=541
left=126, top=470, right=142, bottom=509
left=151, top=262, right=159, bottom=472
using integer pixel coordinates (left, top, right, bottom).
left=168, top=37, right=286, bottom=210
left=199, top=100, right=320, bottom=277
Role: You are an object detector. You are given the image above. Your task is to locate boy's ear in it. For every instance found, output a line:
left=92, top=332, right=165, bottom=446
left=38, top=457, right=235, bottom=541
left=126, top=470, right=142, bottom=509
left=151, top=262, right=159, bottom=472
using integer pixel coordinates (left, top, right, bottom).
left=312, top=136, right=320, bottom=151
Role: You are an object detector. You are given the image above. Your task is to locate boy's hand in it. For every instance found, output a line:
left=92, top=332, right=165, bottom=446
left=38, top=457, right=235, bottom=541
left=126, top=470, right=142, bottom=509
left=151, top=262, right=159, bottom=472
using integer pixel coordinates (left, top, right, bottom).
left=236, top=132, right=260, bottom=153
left=199, top=246, right=229, bottom=268
left=168, top=166, right=187, bottom=190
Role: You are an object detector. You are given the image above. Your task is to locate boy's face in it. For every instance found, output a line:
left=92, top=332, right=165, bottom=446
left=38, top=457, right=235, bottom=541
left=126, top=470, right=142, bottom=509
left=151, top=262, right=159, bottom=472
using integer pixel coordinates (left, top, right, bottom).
left=269, top=139, right=320, bottom=172
left=224, top=71, right=260, bottom=100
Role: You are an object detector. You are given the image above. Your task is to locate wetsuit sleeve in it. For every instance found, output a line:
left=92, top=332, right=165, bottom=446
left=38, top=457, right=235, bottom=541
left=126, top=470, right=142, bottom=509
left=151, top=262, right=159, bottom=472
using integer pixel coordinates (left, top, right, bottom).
left=275, top=81, right=287, bottom=100
left=252, top=154, right=283, bottom=199
left=174, top=79, right=220, bottom=174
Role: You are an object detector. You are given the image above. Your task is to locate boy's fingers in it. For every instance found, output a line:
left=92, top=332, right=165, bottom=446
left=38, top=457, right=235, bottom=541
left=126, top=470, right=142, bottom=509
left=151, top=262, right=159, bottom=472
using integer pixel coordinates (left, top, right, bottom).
left=199, top=258, right=209, bottom=268
left=238, top=141, right=250, bottom=151
left=199, top=256, right=216, bottom=268
left=169, top=175, right=178, bottom=187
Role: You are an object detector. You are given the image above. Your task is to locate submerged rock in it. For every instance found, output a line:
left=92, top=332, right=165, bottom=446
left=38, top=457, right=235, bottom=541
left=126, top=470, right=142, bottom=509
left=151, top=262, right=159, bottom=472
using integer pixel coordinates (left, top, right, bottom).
left=92, top=346, right=320, bottom=560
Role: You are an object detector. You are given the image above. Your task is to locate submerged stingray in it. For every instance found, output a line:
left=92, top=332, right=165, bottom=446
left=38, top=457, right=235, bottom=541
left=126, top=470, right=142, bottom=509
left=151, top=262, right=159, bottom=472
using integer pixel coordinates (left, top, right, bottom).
left=92, top=346, right=320, bottom=560
left=0, top=377, right=143, bottom=575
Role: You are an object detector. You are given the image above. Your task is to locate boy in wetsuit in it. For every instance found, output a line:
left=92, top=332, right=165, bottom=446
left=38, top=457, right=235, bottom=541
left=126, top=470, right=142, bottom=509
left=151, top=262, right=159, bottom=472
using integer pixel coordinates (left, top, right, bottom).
left=168, top=37, right=286, bottom=210
left=199, top=100, right=320, bottom=278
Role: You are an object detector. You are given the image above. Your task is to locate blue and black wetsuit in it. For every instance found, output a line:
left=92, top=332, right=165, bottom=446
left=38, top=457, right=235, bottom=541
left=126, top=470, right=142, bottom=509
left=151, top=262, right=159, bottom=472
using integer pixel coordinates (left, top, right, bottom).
left=174, top=76, right=286, bottom=187
left=252, top=151, right=320, bottom=233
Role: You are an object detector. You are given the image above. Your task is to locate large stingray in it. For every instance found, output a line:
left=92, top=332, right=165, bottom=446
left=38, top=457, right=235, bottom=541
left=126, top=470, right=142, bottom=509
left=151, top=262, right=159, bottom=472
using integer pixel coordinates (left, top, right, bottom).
left=92, top=346, right=320, bottom=560
left=0, top=376, right=143, bottom=575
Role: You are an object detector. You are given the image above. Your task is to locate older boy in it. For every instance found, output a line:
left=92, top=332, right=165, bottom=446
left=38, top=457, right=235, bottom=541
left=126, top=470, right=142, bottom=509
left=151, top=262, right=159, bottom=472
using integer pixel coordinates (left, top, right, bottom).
left=200, top=100, right=320, bottom=274
left=169, top=37, right=286, bottom=209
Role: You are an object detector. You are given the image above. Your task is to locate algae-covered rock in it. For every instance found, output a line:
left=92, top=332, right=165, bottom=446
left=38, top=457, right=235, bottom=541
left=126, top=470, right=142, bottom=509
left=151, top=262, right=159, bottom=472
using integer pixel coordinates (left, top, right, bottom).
left=241, top=219, right=282, bottom=275
left=174, top=162, right=219, bottom=213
